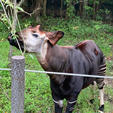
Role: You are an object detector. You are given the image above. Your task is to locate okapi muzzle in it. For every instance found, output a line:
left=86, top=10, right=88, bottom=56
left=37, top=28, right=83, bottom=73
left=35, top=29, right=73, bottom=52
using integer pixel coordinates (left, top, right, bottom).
left=8, top=33, right=24, bottom=52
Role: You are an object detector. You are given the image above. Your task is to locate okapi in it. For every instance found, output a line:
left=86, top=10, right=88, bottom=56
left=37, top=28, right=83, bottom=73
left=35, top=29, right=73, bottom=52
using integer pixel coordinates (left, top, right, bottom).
left=8, top=25, right=106, bottom=113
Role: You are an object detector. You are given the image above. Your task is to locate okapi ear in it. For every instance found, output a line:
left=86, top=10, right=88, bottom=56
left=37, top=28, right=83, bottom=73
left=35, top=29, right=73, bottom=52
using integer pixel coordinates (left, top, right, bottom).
left=46, top=31, right=64, bottom=45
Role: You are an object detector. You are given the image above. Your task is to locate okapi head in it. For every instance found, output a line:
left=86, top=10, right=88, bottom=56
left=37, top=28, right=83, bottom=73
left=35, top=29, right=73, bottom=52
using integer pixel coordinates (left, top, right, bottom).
left=8, top=25, right=64, bottom=54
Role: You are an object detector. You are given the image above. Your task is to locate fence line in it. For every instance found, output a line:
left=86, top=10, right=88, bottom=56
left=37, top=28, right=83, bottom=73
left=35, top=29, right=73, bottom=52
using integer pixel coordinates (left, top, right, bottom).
left=0, top=68, right=11, bottom=71
left=0, top=68, right=113, bottom=79
left=25, top=69, right=113, bottom=79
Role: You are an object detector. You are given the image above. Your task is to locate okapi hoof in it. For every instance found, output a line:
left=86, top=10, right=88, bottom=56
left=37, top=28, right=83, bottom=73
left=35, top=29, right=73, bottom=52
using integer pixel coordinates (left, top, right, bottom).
left=98, top=104, right=104, bottom=113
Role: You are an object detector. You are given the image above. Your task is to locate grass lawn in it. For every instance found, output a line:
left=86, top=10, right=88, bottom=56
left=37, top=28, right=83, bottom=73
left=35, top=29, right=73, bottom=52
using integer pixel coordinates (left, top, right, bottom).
left=0, top=16, right=113, bottom=113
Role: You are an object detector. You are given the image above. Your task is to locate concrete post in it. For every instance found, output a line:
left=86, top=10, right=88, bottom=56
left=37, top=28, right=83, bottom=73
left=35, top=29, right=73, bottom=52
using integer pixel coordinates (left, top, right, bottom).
left=11, top=56, right=25, bottom=113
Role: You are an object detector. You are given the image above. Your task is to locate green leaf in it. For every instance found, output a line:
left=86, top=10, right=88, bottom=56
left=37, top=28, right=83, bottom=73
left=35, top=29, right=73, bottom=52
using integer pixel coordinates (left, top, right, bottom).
left=94, top=25, right=101, bottom=30
left=5, top=0, right=13, bottom=8
left=16, top=6, right=24, bottom=12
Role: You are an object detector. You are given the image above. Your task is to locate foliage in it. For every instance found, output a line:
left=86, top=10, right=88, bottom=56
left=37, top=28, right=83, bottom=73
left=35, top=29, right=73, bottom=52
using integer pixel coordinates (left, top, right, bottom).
left=84, top=5, right=93, bottom=17
left=0, top=16, right=113, bottom=112
left=0, top=0, right=27, bottom=38
left=65, top=0, right=75, bottom=17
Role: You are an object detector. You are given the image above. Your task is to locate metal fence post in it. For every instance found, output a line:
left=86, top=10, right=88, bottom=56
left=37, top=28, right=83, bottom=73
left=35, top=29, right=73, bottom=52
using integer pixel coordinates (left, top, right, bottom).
left=11, top=56, right=25, bottom=113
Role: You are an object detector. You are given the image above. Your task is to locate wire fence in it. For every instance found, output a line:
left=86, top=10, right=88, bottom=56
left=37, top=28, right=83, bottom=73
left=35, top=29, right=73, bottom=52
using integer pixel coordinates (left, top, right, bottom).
left=0, top=68, right=113, bottom=79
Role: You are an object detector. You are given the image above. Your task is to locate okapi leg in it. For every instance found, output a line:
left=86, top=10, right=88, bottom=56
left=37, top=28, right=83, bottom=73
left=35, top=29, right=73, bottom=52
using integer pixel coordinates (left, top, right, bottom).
left=53, top=99, right=63, bottom=113
left=99, top=88, right=104, bottom=113
left=65, top=92, right=80, bottom=113
left=65, top=101, right=76, bottom=113
left=96, top=79, right=105, bottom=113
left=97, top=60, right=106, bottom=113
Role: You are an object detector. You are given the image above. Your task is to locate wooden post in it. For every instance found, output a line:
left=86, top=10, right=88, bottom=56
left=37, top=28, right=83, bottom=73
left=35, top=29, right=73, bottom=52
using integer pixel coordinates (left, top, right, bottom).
left=11, top=56, right=25, bottom=113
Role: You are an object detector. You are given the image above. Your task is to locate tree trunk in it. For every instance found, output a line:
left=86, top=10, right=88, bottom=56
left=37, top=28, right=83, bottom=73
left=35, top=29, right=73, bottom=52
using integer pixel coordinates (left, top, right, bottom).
left=9, top=0, right=18, bottom=62
left=34, top=0, right=42, bottom=22
left=79, top=0, right=84, bottom=17
left=83, top=0, right=88, bottom=17
left=54, top=0, right=58, bottom=17
left=60, top=0, right=63, bottom=17
left=93, top=0, right=96, bottom=19
left=12, top=0, right=17, bottom=34
left=43, top=0, right=47, bottom=16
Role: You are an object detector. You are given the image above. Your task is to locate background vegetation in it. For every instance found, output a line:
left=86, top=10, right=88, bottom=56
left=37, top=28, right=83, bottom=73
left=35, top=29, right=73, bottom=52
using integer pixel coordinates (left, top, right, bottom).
left=0, top=0, right=113, bottom=113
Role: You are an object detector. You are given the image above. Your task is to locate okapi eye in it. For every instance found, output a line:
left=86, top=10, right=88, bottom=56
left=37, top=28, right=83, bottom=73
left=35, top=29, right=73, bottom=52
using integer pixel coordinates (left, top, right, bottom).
left=32, top=33, right=39, bottom=38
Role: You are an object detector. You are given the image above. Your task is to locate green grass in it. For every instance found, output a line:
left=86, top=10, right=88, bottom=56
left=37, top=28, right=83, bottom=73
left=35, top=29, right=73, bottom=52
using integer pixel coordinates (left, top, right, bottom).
left=0, top=16, right=113, bottom=113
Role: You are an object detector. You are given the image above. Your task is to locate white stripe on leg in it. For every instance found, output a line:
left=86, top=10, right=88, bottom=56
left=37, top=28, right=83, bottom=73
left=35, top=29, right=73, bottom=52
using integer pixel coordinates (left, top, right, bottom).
left=53, top=99, right=63, bottom=108
left=99, top=89, right=104, bottom=106
left=99, top=89, right=104, bottom=113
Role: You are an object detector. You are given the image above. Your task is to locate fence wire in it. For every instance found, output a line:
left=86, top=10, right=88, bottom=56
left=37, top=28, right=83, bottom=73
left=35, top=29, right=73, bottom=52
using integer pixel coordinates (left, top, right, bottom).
left=0, top=68, right=113, bottom=79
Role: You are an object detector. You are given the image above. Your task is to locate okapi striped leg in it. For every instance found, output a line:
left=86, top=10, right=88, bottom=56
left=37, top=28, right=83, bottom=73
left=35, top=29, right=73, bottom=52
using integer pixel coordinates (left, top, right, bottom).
left=96, top=79, right=105, bottom=113
left=97, top=62, right=106, bottom=113
left=90, top=81, right=104, bottom=113
left=99, top=88, right=104, bottom=113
